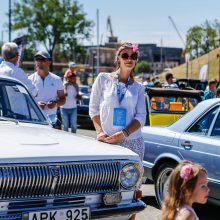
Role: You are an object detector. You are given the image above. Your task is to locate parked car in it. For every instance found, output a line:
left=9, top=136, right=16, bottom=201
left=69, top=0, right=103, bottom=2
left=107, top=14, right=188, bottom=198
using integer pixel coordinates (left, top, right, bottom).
left=77, top=94, right=94, bottom=128
left=79, top=85, right=91, bottom=96
left=145, top=88, right=203, bottom=126
left=142, top=98, right=220, bottom=207
left=0, top=75, right=146, bottom=219
left=176, top=78, right=208, bottom=91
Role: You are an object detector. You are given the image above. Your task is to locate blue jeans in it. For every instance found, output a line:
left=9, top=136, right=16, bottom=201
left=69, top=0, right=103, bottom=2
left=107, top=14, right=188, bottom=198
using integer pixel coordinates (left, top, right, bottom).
left=60, top=108, right=77, bottom=133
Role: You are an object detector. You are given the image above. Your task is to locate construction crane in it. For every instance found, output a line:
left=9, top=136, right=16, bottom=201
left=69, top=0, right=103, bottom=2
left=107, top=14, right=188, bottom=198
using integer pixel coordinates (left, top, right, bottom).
left=106, top=16, right=118, bottom=43
left=168, top=16, right=185, bottom=47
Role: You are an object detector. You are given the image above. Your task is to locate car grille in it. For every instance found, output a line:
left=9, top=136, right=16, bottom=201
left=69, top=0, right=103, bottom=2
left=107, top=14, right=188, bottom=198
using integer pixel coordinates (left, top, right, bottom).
left=0, top=162, right=120, bottom=199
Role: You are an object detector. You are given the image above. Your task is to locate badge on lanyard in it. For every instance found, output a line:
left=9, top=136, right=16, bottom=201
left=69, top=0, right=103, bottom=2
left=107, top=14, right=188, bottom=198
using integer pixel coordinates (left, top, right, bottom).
left=112, top=73, right=130, bottom=127
left=113, top=108, right=127, bottom=126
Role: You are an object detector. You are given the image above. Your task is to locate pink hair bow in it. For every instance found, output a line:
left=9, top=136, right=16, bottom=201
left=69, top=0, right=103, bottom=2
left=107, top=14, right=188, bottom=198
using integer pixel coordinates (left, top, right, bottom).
left=132, top=43, right=139, bottom=53
left=180, top=165, right=193, bottom=181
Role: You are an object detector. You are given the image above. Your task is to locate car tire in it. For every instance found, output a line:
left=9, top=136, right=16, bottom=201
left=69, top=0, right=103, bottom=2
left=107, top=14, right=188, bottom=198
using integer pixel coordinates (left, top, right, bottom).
left=154, top=162, right=177, bottom=208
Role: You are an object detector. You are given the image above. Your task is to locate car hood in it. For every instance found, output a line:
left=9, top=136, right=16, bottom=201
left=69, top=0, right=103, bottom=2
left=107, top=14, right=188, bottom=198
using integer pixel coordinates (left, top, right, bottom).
left=0, top=123, right=139, bottom=163
left=142, top=126, right=176, bottom=143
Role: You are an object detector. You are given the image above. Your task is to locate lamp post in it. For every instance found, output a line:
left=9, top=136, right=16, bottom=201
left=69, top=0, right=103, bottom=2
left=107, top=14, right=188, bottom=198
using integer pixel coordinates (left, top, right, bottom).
left=215, top=36, right=220, bottom=82
left=206, top=39, right=210, bottom=80
left=9, top=0, right=12, bottom=41
left=189, top=42, right=194, bottom=79
left=185, top=53, right=190, bottom=86
left=96, top=9, right=100, bottom=76
left=92, top=50, right=96, bottom=84
left=217, top=54, right=220, bottom=82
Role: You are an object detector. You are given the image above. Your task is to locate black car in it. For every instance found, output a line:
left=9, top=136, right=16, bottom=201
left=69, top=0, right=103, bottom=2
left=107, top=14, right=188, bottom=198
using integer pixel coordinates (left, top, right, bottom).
left=176, top=78, right=208, bottom=90
left=77, top=94, right=94, bottom=129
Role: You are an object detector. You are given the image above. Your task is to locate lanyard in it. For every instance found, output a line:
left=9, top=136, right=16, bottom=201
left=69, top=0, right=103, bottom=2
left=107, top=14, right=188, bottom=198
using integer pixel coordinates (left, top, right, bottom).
left=116, top=73, right=130, bottom=104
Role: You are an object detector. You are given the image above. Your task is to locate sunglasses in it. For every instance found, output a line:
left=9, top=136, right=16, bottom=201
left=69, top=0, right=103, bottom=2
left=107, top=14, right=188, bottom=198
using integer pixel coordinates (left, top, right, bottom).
left=35, top=57, right=47, bottom=62
left=121, top=52, right=138, bottom=60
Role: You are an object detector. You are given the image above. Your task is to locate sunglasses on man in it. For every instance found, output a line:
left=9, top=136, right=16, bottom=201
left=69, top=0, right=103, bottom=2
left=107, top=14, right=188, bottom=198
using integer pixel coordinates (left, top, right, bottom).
left=121, top=52, right=138, bottom=61
left=35, top=57, right=49, bottom=62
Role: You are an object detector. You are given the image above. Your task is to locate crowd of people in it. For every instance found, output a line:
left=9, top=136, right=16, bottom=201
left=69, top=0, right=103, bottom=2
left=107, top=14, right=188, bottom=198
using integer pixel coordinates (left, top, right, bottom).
left=0, top=41, right=214, bottom=220
left=143, top=71, right=220, bottom=101
left=0, top=42, right=80, bottom=133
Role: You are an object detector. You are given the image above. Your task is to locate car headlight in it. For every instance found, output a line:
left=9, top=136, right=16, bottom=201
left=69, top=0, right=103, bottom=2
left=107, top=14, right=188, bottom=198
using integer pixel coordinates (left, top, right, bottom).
left=120, top=163, right=140, bottom=189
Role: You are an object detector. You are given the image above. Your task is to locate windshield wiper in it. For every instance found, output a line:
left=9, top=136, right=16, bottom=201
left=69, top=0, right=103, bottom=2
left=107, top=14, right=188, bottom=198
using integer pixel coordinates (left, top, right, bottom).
left=0, top=116, right=19, bottom=124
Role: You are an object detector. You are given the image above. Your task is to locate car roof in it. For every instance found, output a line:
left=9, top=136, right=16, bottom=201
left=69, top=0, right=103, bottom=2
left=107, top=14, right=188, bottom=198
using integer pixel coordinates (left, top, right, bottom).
left=146, top=88, right=203, bottom=100
left=169, top=98, right=220, bottom=132
left=79, top=85, right=91, bottom=88
left=0, top=75, right=24, bottom=85
left=176, top=78, right=208, bottom=83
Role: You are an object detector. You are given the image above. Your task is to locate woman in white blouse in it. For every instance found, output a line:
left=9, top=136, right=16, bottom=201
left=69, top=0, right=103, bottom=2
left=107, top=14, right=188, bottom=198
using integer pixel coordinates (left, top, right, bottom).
left=89, top=42, right=146, bottom=161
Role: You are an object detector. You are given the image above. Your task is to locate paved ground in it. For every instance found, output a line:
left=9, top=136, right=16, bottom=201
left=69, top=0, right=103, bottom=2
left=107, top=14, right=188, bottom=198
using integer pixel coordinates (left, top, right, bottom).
left=77, top=128, right=219, bottom=220
left=136, top=184, right=161, bottom=220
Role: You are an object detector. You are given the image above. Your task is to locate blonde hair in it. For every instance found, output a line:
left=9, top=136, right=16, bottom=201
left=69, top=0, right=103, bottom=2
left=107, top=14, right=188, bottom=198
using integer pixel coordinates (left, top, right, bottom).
left=162, top=161, right=207, bottom=220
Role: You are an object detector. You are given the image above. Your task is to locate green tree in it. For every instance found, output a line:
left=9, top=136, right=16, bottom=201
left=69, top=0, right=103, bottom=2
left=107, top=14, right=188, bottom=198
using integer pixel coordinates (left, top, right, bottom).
left=201, top=20, right=217, bottom=53
left=134, top=60, right=150, bottom=74
left=213, top=19, right=220, bottom=47
left=12, top=0, right=93, bottom=61
left=185, top=26, right=203, bottom=58
left=185, top=20, right=217, bottom=58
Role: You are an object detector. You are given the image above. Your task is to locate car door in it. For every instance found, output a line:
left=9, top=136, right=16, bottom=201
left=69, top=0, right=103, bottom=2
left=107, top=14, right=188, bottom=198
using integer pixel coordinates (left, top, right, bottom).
left=178, top=105, right=220, bottom=200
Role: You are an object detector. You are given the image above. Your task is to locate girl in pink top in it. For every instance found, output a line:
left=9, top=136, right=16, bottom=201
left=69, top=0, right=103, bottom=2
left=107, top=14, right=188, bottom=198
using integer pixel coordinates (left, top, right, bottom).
left=162, top=161, right=209, bottom=220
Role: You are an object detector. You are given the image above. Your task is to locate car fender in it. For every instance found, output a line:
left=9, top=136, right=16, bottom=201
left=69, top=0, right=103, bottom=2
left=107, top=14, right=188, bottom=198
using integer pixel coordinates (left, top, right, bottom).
left=152, top=152, right=182, bottom=179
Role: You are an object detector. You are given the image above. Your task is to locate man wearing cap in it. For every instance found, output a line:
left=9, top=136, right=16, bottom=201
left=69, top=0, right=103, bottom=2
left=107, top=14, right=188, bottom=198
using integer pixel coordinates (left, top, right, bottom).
left=0, top=42, right=37, bottom=97
left=28, top=50, right=65, bottom=127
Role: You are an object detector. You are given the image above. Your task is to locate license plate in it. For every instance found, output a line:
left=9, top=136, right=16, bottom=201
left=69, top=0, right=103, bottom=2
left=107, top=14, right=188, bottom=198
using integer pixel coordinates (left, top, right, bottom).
left=23, top=207, right=90, bottom=220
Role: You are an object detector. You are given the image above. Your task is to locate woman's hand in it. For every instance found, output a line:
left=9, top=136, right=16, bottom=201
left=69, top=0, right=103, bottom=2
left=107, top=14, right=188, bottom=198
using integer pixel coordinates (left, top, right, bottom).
left=104, top=131, right=125, bottom=144
left=97, top=132, right=109, bottom=142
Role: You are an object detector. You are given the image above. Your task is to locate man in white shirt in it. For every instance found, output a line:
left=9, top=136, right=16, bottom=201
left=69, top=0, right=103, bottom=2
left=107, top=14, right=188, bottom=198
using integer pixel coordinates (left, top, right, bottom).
left=164, top=72, right=179, bottom=89
left=28, top=50, right=65, bottom=127
left=0, top=42, right=37, bottom=97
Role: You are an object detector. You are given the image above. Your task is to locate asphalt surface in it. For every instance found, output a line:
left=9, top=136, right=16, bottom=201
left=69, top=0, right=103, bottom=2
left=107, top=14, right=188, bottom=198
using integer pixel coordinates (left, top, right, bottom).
left=77, top=128, right=219, bottom=220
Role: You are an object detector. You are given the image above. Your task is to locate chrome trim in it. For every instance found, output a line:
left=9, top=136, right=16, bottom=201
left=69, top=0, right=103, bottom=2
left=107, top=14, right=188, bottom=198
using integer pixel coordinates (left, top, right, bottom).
left=0, top=161, right=138, bottom=199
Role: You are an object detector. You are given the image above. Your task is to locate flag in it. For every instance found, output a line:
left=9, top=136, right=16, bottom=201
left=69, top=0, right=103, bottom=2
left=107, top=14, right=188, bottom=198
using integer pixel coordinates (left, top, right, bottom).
left=199, top=64, right=208, bottom=81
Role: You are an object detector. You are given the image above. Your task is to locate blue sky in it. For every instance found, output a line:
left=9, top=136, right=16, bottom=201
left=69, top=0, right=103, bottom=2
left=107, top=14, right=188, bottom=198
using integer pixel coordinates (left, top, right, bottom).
left=1, top=0, right=220, bottom=49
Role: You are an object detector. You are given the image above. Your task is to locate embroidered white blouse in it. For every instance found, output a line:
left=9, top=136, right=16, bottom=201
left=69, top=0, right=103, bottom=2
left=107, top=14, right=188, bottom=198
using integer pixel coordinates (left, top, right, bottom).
left=89, top=72, right=146, bottom=140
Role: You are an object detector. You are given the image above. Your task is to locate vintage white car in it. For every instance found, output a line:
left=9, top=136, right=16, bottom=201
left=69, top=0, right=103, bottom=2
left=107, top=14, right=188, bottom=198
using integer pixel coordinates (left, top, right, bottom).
left=0, top=75, right=145, bottom=220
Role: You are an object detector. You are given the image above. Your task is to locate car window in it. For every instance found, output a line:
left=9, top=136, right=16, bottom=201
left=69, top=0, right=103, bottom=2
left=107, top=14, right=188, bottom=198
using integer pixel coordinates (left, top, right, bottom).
left=188, top=106, right=219, bottom=136
left=150, top=97, right=170, bottom=111
left=211, top=112, right=220, bottom=137
left=0, top=82, right=47, bottom=124
left=150, top=96, right=199, bottom=112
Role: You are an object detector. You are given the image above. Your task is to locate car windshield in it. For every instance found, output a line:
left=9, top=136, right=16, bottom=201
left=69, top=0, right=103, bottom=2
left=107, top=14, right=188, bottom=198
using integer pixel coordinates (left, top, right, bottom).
left=150, top=96, right=199, bottom=112
left=0, top=81, right=48, bottom=124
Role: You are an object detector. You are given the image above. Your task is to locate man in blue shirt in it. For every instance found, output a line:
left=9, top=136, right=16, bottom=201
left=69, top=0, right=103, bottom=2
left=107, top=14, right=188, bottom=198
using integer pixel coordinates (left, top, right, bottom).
left=203, top=79, right=217, bottom=100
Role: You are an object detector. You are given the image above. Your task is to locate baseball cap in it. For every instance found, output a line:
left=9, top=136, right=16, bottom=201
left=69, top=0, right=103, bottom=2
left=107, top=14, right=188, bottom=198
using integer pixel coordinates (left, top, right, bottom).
left=69, top=62, right=77, bottom=68
left=34, top=50, right=51, bottom=59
